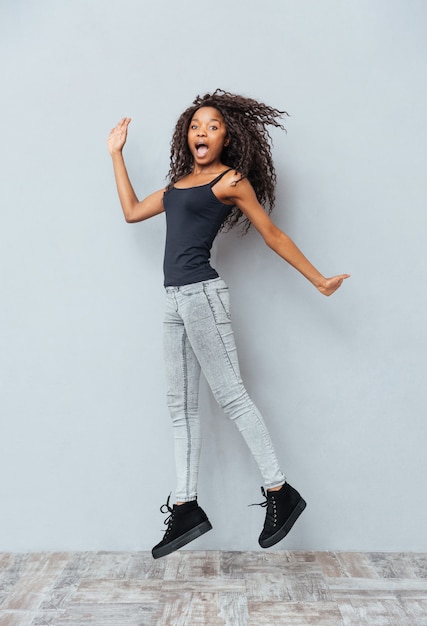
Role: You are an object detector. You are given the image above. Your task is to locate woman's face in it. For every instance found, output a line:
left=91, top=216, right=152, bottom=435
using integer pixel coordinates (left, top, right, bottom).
left=187, top=106, right=229, bottom=166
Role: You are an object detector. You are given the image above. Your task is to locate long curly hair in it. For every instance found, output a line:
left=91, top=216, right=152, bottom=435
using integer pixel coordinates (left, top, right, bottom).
left=167, top=89, right=288, bottom=231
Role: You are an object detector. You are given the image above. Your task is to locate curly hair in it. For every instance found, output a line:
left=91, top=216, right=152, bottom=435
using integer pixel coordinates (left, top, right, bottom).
left=167, top=89, right=288, bottom=231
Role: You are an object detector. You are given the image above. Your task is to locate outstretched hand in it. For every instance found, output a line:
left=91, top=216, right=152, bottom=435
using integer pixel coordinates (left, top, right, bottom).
left=108, top=117, right=131, bottom=155
left=318, top=274, right=350, bottom=296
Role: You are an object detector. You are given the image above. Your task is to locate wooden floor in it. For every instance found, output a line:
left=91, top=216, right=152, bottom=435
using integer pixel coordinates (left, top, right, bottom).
left=0, top=551, right=426, bottom=625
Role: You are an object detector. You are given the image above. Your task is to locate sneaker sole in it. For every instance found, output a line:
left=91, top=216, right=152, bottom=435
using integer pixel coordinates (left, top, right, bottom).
left=152, top=520, right=213, bottom=559
left=259, top=497, right=307, bottom=549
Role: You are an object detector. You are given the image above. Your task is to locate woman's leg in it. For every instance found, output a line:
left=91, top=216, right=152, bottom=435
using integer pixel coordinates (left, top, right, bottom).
left=178, top=279, right=285, bottom=490
left=163, top=290, right=202, bottom=502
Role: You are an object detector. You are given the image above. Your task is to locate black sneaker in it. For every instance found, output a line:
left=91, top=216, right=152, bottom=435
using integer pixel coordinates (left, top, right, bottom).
left=254, top=482, right=306, bottom=548
left=151, top=495, right=212, bottom=559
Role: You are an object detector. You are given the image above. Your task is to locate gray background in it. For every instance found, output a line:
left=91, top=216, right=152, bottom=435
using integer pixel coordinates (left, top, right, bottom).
left=1, top=0, right=426, bottom=552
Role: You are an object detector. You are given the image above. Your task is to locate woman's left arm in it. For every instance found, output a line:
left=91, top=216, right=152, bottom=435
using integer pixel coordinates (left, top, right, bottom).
left=227, top=178, right=350, bottom=297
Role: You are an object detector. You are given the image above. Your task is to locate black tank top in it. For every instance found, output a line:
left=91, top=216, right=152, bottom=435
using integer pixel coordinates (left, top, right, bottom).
left=163, top=169, right=233, bottom=287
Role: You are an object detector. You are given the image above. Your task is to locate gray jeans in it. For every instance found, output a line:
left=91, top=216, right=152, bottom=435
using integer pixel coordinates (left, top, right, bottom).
left=163, top=277, right=285, bottom=502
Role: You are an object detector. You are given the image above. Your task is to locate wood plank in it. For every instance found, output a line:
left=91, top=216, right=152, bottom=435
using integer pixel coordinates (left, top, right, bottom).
left=39, top=552, right=95, bottom=611
left=80, top=551, right=167, bottom=581
left=369, top=552, right=427, bottom=580
left=71, top=579, right=161, bottom=604
left=328, top=576, right=427, bottom=598
left=247, top=600, right=344, bottom=626
left=337, top=598, right=417, bottom=626
left=82, top=552, right=134, bottom=579
left=154, top=591, right=193, bottom=626
left=0, top=612, right=40, bottom=626
left=409, top=554, right=427, bottom=579
left=245, top=571, right=290, bottom=601
left=0, top=554, right=33, bottom=594
left=1, top=553, right=69, bottom=611
left=334, top=552, right=381, bottom=579
left=315, top=552, right=346, bottom=578
left=283, top=573, right=333, bottom=602
left=52, top=603, right=158, bottom=625
left=397, top=598, right=427, bottom=626
left=120, top=551, right=167, bottom=580
left=0, top=554, right=16, bottom=572
left=163, top=550, right=221, bottom=581
left=218, top=592, right=249, bottom=626
left=220, top=551, right=319, bottom=579
left=161, top=580, right=246, bottom=593
left=23, top=610, right=66, bottom=625
left=156, top=591, right=225, bottom=626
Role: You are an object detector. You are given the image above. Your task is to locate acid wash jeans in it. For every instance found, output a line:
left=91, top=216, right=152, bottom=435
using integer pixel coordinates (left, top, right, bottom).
left=163, top=277, right=285, bottom=502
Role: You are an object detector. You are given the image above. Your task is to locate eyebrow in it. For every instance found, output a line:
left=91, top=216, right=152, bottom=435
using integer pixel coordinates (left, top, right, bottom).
left=191, top=118, right=222, bottom=123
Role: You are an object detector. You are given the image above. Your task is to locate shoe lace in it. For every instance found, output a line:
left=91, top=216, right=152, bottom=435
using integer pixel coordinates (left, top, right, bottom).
left=249, top=487, right=278, bottom=530
left=249, top=486, right=268, bottom=509
left=160, top=493, right=175, bottom=537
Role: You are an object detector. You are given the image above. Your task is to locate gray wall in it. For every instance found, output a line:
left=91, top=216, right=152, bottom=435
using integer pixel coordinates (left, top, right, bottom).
left=1, top=0, right=426, bottom=552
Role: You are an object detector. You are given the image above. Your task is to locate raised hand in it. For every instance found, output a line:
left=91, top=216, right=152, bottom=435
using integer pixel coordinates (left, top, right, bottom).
left=107, top=117, right=131, bottom=155
left=318, top=274, right=350, bottom=296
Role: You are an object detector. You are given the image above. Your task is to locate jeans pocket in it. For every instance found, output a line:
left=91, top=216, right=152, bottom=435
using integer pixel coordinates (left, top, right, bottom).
left=214, top=288, right=231, bottom=323
left=217, top=287, right=231, bottom=321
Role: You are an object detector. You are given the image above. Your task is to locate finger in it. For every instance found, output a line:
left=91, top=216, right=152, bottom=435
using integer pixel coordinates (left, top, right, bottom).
left=330, top=274, right=350, bottom=284
left=111, top=118, right=127, bottom=131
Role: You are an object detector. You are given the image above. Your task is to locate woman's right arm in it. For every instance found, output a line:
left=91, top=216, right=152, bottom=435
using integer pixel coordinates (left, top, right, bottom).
left=108, top=118, right=165, bottom=223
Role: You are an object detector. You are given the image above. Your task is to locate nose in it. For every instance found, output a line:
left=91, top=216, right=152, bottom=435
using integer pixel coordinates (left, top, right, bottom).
left=197, top=126, right=207, bottom=136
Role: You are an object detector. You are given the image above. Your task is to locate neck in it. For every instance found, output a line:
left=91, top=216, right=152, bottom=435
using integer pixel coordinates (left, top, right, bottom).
left=192, top=162, right=226, bottom=176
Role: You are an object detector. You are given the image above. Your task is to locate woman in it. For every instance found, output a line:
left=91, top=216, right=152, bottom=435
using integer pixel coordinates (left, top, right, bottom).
left=107, top=89, right=349, bottom=559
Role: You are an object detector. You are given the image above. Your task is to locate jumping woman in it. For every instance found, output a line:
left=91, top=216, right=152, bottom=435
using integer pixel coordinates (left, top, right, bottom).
left=107, top=89, right=349, bottom=559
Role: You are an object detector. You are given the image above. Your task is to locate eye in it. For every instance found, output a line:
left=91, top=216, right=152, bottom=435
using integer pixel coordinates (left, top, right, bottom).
left=190, top=124, right=198, bottom=130
left=209, top=125, right=218, bottom=131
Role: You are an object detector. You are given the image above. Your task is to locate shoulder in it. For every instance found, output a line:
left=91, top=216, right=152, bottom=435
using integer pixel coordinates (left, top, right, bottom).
left=217, top=173, right=276, bottom=235
left=215, top=168, right=252, bottom=197
left=214, top=170, right=257, bottom=204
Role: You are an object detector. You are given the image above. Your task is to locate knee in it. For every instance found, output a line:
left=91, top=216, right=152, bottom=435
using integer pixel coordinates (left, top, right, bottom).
left=216, top=387, right=252, bottom=421
left=166, top=393, right=199, bottom=423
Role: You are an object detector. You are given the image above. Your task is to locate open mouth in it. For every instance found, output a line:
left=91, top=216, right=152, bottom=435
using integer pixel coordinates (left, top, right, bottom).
left=195, top=142, right=208, bottom=157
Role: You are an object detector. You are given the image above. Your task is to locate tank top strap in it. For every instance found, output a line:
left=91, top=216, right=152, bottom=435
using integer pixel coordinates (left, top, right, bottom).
left=209, top=168, right=234, bottom=188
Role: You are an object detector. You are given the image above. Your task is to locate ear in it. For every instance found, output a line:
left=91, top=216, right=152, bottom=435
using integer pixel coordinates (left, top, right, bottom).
left=224, top=137, right=230, bottom=147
